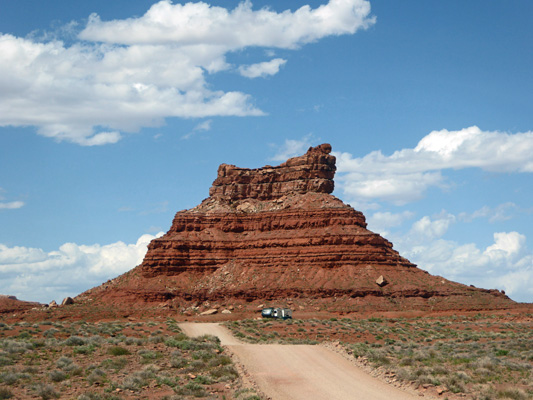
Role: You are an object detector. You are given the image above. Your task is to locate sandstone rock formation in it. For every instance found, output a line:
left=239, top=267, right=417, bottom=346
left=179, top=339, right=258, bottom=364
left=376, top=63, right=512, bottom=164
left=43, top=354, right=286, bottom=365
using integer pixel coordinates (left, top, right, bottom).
left=0, top=294, right=41, bottom=315
left=81, top=144, right=514, bottom=312
left=209, top=143, right=336, bottom=200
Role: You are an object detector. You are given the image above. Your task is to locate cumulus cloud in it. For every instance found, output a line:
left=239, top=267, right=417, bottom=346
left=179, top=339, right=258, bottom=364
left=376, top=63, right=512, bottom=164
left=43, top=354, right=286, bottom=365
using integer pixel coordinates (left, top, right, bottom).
left=239, top=58, right=287, bottom=78
left=79, top=0, right=375, bottom=48
left=0, top=0, right=375, bottom=145
left=335, top=126, right=533, bottom=207
left=367, top=211, right=414, bottom=236
left=408, top=213, right=456, bottom=242
left=390, top=214, right=533, bottom=302
left=0, top=232, right=163, bottom=303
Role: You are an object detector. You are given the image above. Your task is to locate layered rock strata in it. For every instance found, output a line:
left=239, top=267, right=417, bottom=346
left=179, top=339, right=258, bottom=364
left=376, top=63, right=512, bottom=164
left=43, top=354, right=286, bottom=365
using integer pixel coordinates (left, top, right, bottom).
left=209, top=143, right=336, bottom=201
left=83, top=144, right=513, bottom=311
left=140, top=144, right=414, bottom=280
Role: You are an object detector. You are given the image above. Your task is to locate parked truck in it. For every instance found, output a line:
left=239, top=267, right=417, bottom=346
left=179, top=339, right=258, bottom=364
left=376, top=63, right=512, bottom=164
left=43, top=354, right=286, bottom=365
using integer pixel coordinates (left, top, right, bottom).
left=261, top=307, right=292, bottom=319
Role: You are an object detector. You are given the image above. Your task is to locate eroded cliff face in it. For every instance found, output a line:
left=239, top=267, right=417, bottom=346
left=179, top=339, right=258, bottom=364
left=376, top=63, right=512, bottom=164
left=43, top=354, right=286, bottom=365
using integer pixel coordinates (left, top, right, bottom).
left=209, top=143, right=336, bottom=201
left=81, top=144, right=513, bottom=312
left=140, top=144, right=414, bottom=280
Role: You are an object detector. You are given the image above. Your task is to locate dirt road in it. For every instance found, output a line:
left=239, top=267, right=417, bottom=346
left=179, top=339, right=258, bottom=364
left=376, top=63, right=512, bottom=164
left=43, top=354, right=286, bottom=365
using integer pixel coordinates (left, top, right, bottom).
left=180, top=323, right=423, bottom=400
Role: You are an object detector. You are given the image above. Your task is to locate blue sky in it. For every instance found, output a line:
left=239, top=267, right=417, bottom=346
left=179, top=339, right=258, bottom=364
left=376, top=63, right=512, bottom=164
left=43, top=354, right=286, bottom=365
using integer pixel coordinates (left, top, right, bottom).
left=1, top=0, right=532, bottom=303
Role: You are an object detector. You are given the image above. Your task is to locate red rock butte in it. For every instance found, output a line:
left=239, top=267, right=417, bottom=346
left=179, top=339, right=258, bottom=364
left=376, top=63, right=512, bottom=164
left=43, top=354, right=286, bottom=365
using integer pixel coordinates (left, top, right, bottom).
left=82, top=144, right=514, bottom=312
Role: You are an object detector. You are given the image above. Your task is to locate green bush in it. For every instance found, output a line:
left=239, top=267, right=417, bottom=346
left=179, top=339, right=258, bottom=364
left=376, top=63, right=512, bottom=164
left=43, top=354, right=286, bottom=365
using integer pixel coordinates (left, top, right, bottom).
left=108, top=346, right=130, bottom=356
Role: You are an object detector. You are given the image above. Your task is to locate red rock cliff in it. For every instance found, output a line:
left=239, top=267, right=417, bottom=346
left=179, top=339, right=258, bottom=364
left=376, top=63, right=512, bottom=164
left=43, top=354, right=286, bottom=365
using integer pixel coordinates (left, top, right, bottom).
left=83, top=144, right=513, bottom=312
left=209, top=143, right=336, bottom=201
left=140, top=144, right=414, bottom=280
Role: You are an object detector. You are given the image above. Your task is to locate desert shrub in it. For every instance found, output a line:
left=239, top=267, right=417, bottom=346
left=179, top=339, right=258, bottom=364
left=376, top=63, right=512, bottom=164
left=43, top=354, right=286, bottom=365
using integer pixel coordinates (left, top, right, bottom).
left=208, top=354, right=231, bottom=367
left=155, top=374, right=179, bottom=388
left=74, top=344, right=96, bottom=355
left=473, top=356, right=500, bottom=371
left=3, top=340, right=33, bottom=354
left=0, top=388, right=13, bottom=400
left=170, top=355, right=188, bottom=369
left=77, top=393, right=102, bottom=400
left=210, top=365, right=238, bottom=381
left=87, top=368, right=106, bottom=385
left=108, top=346, right=130, bottom=356
left=496, top=388, right=528, bottom=400
left=34, top=383, right=59, bottom=400
left=100, top=357, right=128, bottom=371
left=125, top=337, right=144, bottom=346
left=87, top=335, right=104, bottom=345
left=368, top=349, right=391, bottom=365
left=49, top=370, right=67, bottom=382
left=184, top=360, right=206, bottom=373
left=0, top=355, right=13, bottom=366
left=148, top=335, right=165, bottom=344
left=65, top=336, right=86, bottom=346
left=495, top=349, right=509, bottom=357
left=192, top=350, right=214, bottom=361
left=193, top=375, right=212, bottom=385
left=179, top=381, right=207, bottom=397
left=0, top=372, right=24, bottom=385
left=121, top=365, right=158, bottom=391
left=121, top=374, right=146, bottom=391
left=138, top=349, right=161, bottom=362
left=165, top=336, right=197, bottom=350
left=443, top=375, right=466, bottom=393
left=43, top=328, right=58, bottom=338
left=56, top=356, right=73, bottom=369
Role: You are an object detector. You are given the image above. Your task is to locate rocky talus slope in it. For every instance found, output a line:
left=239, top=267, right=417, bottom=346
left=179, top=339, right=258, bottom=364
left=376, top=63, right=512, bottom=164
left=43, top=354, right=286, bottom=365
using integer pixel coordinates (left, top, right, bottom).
left=80, top=144, right=513, bottom=312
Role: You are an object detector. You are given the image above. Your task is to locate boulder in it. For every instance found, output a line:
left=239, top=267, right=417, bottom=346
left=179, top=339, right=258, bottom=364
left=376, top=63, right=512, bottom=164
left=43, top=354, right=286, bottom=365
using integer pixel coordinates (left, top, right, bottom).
left=200, top=308, right=218, bottom=316
left=376, top=275, right=388, bottom=287
left=61, top=297, right=74, bottom=306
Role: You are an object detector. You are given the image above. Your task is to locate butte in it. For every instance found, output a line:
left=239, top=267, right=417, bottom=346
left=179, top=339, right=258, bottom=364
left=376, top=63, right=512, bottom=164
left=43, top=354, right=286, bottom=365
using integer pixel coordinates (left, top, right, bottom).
left=80, top=144, right=513, bottom=314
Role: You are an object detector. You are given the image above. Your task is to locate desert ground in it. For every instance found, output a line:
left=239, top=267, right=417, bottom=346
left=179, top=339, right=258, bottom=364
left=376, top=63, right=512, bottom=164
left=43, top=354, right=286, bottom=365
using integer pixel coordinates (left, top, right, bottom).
left=1, top=303, right=532, bottom=400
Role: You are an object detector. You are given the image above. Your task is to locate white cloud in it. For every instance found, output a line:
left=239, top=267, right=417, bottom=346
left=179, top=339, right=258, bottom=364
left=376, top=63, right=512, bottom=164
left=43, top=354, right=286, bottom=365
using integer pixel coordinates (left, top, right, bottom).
left=270, top=134, right=315, bottom=162
left=79, top=0, right=375, bottom=48
left=0, top=0, right=375, bottom=145
left=335, top=126, right=533, bottom=207
left=0, top=232, right=163, bottom=303
left=459, top=202, right=517, bottom=223
left=0, top=189, right=24, bottom=210
left=393, top=219, right=533, bottom=302
left=0, top=200, right=24, bottom=210
left=182, top=119, right=213, bottom=139
left=367, top=210, right=414, bottom=236
left=408, top=213, right=456, bottom=242
left=485, top=231, right=525, bottom=261
left=239, top=58, right=287, bottom=78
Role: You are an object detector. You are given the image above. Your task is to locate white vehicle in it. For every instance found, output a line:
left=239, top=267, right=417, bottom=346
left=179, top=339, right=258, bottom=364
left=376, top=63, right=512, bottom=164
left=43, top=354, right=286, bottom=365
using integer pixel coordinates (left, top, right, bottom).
left=261, top=307, right=292, bottom=319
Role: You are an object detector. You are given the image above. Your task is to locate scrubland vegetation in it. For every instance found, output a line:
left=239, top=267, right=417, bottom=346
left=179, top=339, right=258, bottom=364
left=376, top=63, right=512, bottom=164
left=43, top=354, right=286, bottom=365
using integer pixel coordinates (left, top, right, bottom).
left=0, top=319, right=258, bottom=400
left=1, top=312, right=530, bottom=400
left=225, top=313, right=533, bottom=399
